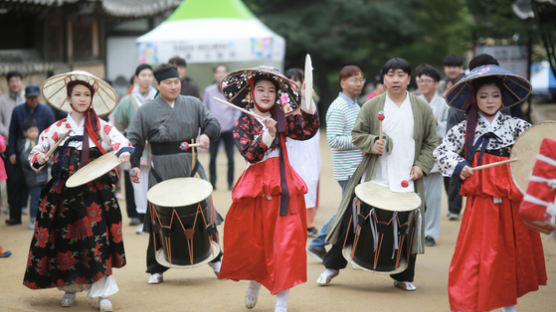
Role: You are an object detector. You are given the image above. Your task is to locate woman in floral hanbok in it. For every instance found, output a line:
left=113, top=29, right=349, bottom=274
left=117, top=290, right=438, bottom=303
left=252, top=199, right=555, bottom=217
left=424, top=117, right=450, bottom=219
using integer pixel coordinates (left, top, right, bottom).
left=23, top=71, right=134, bottom=312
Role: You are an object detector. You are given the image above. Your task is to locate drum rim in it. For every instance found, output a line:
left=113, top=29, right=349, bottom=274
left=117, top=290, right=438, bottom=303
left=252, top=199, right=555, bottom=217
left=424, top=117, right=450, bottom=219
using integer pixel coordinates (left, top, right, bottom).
left=341, top=245, right=409, bottom=274
left=510, top=120, right=556, bottom=194
left=154, top=241, right=220, bottom=269
left=355, top=181, right=421, bottom=212
left=147, top=177, right=213, bottom=207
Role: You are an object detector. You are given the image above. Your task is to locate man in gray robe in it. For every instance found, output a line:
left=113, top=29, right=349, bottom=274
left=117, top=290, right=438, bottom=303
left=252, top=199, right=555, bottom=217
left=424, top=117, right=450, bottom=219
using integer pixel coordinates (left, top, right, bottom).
left=128, top=64, right=222, bottom=284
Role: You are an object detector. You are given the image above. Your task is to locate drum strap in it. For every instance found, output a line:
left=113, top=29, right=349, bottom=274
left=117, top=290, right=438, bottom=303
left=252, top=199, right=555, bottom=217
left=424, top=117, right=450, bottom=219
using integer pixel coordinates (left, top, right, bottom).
left=190, top=158, right=200, bottom=178
left=416, top=209, right=423, bottom=254
left=352, top=197, right=359, bottom=233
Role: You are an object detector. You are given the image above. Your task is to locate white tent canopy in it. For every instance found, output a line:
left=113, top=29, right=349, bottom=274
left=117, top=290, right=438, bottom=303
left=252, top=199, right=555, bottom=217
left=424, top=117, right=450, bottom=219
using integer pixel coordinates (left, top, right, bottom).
left=136, top=0, right=285, bottom=65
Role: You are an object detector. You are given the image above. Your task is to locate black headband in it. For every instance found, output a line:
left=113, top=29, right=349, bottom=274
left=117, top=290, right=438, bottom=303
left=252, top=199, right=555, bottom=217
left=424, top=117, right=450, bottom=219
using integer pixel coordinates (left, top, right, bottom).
left=154, top=67, right=179, bottom=83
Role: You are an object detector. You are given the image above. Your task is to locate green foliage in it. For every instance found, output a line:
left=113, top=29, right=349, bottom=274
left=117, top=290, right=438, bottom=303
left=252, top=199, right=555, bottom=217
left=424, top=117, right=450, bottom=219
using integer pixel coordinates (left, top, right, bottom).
left=243, top=0, right=471, bottom=110
left=242, top=0, right=532, bottom=118
left=466, top=0, right=530, bottom=43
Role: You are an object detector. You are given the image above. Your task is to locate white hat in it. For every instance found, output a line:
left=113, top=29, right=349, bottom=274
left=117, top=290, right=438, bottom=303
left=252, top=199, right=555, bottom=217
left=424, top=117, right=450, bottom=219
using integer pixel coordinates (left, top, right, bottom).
left=42, top=70, right=117, bottom=116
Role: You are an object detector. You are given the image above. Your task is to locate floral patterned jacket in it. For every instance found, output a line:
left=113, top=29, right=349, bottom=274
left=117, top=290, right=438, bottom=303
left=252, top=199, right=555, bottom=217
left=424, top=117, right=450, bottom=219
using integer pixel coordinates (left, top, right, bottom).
left=233, top=110, right=320, bottom=163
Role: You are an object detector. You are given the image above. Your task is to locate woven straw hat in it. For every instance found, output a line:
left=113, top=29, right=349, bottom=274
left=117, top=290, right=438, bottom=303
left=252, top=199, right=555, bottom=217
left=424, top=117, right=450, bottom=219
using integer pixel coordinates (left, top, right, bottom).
left=42, top=70, right=118, bottom=116
left=354, top=181, right=421, bottom=212
left=147, top=177, right=213, bottom=208
left=446, top=65, right=531, bottom=112
left=221, top=65, right=300, bottom=114
left=65, top=151, right=120, bottom=188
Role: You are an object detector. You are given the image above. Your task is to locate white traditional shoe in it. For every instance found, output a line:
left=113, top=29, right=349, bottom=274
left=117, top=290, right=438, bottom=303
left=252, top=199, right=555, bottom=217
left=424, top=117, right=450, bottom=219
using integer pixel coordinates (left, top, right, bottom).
left=148, top=273, right=163, bottom=284
left=135, top=223, right=144, bottom=234
left=393, top=280, right=417, bottom=291
left=274, top=306, right=287, bottom=312
left=316, top=269, right=338, bottom=286
left=245, top=294, right=258, bottom=309
left=208, top=260, right=221, bottom=277
left=99, top=298, right=113, bottom=312
left=60, top=292, right=76, bottom=307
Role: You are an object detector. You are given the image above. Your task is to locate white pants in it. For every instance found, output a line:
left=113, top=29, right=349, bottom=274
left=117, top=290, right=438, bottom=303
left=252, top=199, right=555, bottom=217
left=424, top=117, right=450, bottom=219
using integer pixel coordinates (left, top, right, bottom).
left=424, top=172, right=443, bottom=239
left=132, top=168, right=149, bottom=214
left=60, top=275, right=119, bottom=298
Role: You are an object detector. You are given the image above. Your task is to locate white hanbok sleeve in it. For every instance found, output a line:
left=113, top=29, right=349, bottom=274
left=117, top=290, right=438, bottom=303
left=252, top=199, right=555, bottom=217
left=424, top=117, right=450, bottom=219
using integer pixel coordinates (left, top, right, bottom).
left=436, top=98, right=450, bottom=138
left=98, top=120, right=134, bottom=156
left=433, top=120, right=468, bottom=177
left=28, top=121, right=65, bottom=166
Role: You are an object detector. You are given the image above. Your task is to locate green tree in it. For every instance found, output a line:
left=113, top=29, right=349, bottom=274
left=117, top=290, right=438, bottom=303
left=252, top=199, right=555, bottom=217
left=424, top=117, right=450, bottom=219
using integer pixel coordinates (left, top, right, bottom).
left=466, top=0, right=532, bottom=45
left=244, top=0, right=470, bottom=121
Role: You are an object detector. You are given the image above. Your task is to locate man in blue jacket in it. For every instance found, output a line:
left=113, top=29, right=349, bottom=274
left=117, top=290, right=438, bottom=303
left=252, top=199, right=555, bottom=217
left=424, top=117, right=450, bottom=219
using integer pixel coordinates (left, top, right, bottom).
left=5, top=84, right=55, bottom=225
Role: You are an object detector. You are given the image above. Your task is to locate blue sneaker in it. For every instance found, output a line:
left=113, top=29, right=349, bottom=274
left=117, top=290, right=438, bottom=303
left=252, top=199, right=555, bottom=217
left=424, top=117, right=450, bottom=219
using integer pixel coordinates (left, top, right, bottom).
left=0, top=250, right=12, bottom=258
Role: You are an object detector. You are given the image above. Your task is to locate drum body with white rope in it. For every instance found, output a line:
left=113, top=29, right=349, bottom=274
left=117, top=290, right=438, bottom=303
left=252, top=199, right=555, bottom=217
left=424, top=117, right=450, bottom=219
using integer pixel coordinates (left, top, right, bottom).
left=512, top=121, right=556, bottom=234
left=343, top=182, right=421, bottom=273
left=147, top=177, right=220, bottom=268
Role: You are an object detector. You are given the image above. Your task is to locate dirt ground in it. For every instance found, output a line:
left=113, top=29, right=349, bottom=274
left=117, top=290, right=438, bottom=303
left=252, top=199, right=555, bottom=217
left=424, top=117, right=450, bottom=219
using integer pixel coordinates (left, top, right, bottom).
left=1, top=132, right=555, bottom=312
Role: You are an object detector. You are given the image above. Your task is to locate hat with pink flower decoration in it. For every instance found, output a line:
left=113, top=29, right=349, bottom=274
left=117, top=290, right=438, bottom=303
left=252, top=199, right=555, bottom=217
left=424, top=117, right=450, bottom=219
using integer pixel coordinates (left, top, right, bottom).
left=220, top=65, right=300, bottom=115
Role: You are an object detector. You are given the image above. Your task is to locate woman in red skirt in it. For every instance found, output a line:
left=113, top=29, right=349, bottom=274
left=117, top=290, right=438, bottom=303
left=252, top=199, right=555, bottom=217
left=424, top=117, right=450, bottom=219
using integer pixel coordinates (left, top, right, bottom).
left=218, top=66, right=319, bottom=312
left=434, top=65, right=546, bottom=312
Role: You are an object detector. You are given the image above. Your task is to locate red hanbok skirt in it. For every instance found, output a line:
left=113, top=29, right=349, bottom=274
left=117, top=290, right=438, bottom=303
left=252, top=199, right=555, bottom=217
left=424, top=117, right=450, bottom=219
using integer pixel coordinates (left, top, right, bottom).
left=219, top=157, right=307, bottom=294
left=449, top=153, right=546, bottom=312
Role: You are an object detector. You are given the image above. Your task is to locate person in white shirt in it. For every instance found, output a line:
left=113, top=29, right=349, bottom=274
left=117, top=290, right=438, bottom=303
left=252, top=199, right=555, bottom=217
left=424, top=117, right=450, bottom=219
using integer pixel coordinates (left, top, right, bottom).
left=317, top=58, right=438, bottom=291
left=416, top=64, right=449, bottom=247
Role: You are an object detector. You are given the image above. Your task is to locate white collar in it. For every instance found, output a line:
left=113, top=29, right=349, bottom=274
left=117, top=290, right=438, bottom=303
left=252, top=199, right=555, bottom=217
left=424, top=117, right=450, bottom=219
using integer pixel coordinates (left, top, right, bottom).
left=386, top=91, right=409, bottom=107
left=68, top=112, right=85, bottom=128
left=478, top=111, right=501, bottom=130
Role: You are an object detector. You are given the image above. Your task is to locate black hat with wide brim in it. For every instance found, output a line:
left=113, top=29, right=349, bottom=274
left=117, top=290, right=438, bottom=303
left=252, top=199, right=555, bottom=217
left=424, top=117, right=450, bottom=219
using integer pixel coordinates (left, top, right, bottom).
left=220, top=66, right=300, bottom=114
left=446, top=65, right=531, bottom=112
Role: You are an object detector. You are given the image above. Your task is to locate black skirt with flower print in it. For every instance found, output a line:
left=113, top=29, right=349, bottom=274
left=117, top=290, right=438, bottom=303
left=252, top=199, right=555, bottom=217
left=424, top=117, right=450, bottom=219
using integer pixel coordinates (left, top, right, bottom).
left=23, top=147, right=126, bottom=290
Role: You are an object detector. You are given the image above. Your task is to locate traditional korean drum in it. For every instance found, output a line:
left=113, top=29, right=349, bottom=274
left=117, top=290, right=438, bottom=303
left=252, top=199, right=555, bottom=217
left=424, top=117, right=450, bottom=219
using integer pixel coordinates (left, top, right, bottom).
left=342, top=181, right=421, bottom=273
left=147, top=177, right=220, bottom=268
left=512, top=121, right=556, bottom=234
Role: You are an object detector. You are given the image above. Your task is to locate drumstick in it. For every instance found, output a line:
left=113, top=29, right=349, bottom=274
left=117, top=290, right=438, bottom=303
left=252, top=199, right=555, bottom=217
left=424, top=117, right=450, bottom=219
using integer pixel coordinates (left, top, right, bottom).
left=179, top=142, right=202, bottom=151
left=471, top=158, right=518, bottom=171
left=377, top=111, right=385, bottom=140
left=213, top=97, right=261, bottom=119
left=45, top=130, right=72, bottom=159
left=192, top=139, right=201, bottom=179
left=31, top=130, right=71, bottom=173
left=401, top=176, right=415, bottom=188
left=191, top=139, right=196, bottom=169
left=130, top=168, right=139, bottom=179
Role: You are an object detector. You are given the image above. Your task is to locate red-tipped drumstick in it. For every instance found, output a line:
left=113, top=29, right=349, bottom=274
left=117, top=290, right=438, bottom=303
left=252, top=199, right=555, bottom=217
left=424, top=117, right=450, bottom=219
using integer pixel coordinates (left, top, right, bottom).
left=130, top=168, right=139, bottom=179
left=377, top=111, right=385, bottom=140
left=179, top=142, right=202, bottom=151
left=400, top=175, right=415, bottom=188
